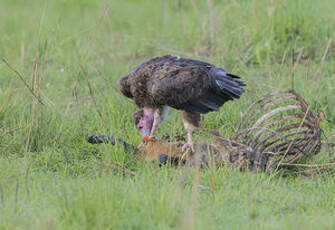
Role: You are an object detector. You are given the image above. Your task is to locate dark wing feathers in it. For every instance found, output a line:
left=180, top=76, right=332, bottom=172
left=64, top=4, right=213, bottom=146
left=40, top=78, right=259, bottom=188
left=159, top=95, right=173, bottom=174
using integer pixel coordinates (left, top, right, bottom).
left=214, top=78, right=244, bottom=98
left=150, top=66, right=212, bottom=109
left=151, top=66, right=245, bottom=114
left=176, top=57, right=214, bottom=68
left=117, top=75, right=133, bottom=98
left=180, top=67, right=245, bottom=113
left=227, top=73, right=241, bottom=79
left=182, top=103, right=211, bottom=113
left=210, top=68, right=245, bottom=98
left=198, top=98, right=219, bottom=111
left=118, top=55, right=246, bottom=114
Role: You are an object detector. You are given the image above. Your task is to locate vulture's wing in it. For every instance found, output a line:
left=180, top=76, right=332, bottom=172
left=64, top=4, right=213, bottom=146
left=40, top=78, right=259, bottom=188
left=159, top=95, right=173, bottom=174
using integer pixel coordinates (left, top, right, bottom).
left=117, top=75, right=133, bottom=99
left=117, top=56, right=173, bottom=100
left=151, top=66, right=246, bottom=114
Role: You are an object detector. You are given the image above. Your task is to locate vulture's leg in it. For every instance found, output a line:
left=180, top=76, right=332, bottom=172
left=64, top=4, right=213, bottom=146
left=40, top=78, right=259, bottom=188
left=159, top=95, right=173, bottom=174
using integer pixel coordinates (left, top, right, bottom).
left=182, top=127, right=194, bottom=152
left=182, top=111, right=201, bottom=153
left=149, top=106, right=170, bottom=138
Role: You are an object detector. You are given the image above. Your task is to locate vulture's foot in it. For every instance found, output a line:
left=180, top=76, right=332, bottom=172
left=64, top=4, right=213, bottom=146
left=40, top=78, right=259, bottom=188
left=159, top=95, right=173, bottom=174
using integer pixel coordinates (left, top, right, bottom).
left=182, top=142, right=194, bottom=153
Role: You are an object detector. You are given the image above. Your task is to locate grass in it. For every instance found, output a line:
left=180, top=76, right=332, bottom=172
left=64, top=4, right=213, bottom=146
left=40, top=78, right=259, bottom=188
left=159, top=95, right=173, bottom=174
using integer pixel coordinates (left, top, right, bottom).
left=0, top=0, right=335, bottom=229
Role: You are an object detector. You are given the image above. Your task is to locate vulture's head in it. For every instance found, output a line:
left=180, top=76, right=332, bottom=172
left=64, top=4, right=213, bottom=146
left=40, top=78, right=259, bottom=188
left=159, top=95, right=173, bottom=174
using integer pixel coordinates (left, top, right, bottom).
left=133, top=109, right=154, bottom=136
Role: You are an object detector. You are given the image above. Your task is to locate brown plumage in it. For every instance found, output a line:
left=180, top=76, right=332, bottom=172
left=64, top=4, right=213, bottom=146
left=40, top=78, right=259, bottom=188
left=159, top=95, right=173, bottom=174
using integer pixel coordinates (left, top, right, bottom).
left=118, top=55, right=246, bottom=152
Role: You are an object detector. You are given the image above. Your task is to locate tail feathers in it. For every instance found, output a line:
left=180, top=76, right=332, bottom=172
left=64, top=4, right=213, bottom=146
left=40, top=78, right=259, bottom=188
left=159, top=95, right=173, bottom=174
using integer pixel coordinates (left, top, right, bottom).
left=210, top=67, right=246, bottom=99
left=210, top=68, right=247, bottom=85
left=215, top=79, right=245, bottom=98
left=232, top=78, right=247, bottom=86
left=227, top=73, right=241, bottom=79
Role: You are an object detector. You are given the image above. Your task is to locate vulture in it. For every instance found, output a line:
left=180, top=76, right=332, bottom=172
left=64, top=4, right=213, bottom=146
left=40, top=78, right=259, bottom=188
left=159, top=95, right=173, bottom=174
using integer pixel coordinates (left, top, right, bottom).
left=118, top=55, right=246, bottom=152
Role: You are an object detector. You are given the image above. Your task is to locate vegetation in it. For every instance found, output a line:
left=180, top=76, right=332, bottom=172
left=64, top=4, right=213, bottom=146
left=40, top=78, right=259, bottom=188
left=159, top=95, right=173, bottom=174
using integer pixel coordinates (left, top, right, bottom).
left=0, top=0, right=334, bottom=229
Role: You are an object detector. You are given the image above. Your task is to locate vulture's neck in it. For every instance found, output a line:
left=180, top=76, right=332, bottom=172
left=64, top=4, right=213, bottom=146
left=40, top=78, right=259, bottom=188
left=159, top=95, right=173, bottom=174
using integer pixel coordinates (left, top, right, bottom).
left=144, top=107, right=155, bottom=117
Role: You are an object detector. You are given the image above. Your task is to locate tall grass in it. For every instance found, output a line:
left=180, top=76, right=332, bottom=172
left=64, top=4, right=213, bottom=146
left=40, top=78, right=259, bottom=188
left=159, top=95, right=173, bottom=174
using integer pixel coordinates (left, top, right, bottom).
left=0, top=0, right=334, bottom=229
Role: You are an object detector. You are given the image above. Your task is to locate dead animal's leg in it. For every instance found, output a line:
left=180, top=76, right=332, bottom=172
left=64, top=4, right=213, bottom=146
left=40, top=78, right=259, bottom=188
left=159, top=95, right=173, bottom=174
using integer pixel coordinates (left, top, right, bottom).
left=182, top=111, right=201, bottom=153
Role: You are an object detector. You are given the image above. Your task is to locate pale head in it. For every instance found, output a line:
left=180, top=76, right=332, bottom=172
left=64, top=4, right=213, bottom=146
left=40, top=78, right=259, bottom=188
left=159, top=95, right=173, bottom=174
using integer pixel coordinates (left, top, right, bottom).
left=133, top=108, right=154, bottom=136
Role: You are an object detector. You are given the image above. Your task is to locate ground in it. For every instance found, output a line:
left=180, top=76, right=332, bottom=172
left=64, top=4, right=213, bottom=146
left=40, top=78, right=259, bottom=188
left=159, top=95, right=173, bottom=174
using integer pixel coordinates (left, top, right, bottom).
left=0, top=0, right=335, bottom=229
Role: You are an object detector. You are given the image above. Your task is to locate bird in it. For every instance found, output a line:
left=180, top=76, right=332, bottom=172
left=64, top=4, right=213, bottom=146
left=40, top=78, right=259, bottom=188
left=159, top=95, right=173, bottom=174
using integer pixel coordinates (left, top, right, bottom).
left=118, top=55, right=246, bottom=152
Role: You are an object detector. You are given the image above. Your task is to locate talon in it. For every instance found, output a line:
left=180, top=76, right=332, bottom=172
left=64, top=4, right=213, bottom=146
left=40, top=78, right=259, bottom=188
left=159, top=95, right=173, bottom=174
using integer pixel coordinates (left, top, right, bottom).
left=182, top=143, right=194, bottom=153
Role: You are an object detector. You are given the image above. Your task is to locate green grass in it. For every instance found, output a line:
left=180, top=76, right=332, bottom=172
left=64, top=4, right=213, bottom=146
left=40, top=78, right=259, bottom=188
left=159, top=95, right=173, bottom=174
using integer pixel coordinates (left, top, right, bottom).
left=0, top=0, right=335, bottom=229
